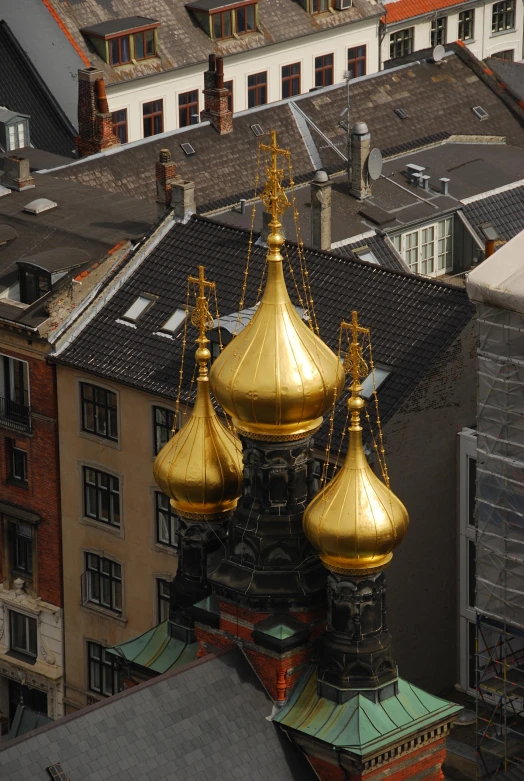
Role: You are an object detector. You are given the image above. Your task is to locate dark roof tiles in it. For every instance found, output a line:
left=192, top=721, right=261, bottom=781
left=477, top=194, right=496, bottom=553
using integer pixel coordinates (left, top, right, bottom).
left=462, top=184, right=524, bottom=242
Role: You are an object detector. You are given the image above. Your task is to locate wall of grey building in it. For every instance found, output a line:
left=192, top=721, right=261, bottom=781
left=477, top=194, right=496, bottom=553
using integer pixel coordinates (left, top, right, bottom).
left=453, top=216, right=483, bottom=275
left=376, top=318, right=477, bottom=695
left=0, top=0, right=83, bottom=127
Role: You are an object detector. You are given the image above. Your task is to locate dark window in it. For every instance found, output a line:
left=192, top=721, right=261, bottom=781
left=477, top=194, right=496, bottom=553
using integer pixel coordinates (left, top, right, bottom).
left=9, top=521, right=33, bottom=575
left=112, top=109, right=128, bottom=144
left=156, top=492, right=179, bottom=548
left=492, top=48, right=514, bottom=60
left=458, top=9, right=474, bottom=40
left=83, top=467, right=120, bottom=528
left=212, top=9, right=232, bottom=39
left=9, top=443, right=27, bottom=484
left=178, top=90, right=199, bottom=128
left=81, top=383, right=118, bottom=441
left=430, top=16, right=447, bottom=46
left=347, top=45, right=366, bottom=78
left=282, top=63, right=300, bottom=99
left=468, top=540, right=476, bottom=609
left=311, top=0, right=329, bottom=13
left=153, top=406, right=176, bottom=455
left=492, top=1, right=514, bottom=32
left=87, top=641, right=122, bottom=696
left=236, top=4, right=256, bottom=33
left=19, top=268, right=50, bottom=305
left=0, top=355, right=30, bottom=428
left=134, top=28, right=156, bottom=59
left=157, top=578, right=171, bottom=623
left=109, top=35, right=131, bottom=65
left=224, top=80, right=234, bottom=113
left=143, top=99, right=164, bottom=137
left=83, top=553, right=122, bottom=613
left=468, top=620, right=476, bottom=689
left=9, top=610, right=37, bottom=660
left=468, top=456, right=476, bottom=526
left=248, top=71, right=267, bottom=108
left=390, top=27, right=414, bottom=59
left=314, top=53, right=334, bottom=87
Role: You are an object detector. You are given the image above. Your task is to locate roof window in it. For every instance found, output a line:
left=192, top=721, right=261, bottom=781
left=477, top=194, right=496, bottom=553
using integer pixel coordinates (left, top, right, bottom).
left=472, top=106, right=489, bottom=120
left=360, top=367, right=391, bottom=399
left=0, top=107, right=30, bottom=152
left=121, top=294, right=156, bottom=322
left=250, top=124, right=264, bottom=137
left=47, top=765, right=70, bottom=781
left=186, top=0, right=257, bottom=41
left=181, top=142, right=196, bottom=156
left=161, top=309, right=186, bottom=334
left=394, top=108, right=409, bottom=119
left=354, top=246, right=379, bottom=265
left=81, top=17, right=160, bottom=66
left=23, top=198, right=57, bottom=214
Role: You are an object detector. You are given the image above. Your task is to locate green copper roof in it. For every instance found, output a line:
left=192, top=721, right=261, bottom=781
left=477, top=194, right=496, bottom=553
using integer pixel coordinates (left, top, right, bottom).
left=107, top=621, right=198, bottom=674
left=274, top=665, right=462, bottom=756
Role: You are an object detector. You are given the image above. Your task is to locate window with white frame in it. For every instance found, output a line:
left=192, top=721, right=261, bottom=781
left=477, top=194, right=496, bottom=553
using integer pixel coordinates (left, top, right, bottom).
left=392, top=217, right=453, bottom=276
left=7, top=122, right=27, bottom=152
left=458, top=9, right=474, bottom=41
left=430, top=16, right=447, bottom=47
left=492, top=0, right=515, bottom=32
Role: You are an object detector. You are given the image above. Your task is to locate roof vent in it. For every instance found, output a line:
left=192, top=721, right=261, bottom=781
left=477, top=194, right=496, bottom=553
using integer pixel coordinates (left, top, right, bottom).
left=0, top=185, right=11, bottom=198
left=394, top=108, right=409, bottom=119
left=180, top=142, right=196, bottom=156
left=472, top=106, right=489, bottom=120
left=47, top=765, right=70, bottom=781
left=250, top=124, right=264, bottom=137
left=23, top=198, right=57, bottom=214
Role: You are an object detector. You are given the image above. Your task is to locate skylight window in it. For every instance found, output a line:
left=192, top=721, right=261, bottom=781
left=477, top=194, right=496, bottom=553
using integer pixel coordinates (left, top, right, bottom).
left=122, top=294, right=155, bottom=322
left=361, top=367, right=391, bottom=399
left=161, top=309, right=186, bottom=334
left=47, top=765, right=70, bottom=781
left=394, top=108, right=409, bottom=119
left=181, top=142, right=196, bottom=156
left=250, top=124, right=264, bottom=137
left=472, top=106, right=489, bottom=120
left=355, top=247, right=379, bottom=265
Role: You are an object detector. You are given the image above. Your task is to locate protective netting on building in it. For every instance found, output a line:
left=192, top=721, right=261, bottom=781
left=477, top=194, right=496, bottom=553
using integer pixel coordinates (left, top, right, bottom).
left=475, top=303, right=524, bottom=776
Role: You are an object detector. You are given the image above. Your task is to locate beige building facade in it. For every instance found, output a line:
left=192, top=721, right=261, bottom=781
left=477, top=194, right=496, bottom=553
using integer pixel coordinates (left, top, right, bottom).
left=57, top=366, right=184, bottom=711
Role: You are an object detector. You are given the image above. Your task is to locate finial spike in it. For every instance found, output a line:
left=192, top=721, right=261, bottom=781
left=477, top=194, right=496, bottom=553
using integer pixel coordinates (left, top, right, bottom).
left=188, top=265, right=216, bottom=377
left=259, top=130, right=291, bottom=242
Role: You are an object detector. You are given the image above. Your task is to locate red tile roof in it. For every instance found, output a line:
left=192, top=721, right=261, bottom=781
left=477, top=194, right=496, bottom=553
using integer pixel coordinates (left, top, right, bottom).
left=383, top=0, right=466, bottom=24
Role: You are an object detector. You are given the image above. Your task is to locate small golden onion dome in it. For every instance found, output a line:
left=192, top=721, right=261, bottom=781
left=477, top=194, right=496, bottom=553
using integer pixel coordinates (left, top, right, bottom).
left=153, top=269, right=243, bottom=520
left=303, top=392, right=409, bottom=574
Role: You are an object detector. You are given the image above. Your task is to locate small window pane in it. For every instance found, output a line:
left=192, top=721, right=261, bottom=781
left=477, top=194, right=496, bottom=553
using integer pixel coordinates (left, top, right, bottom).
left=122, top=295, right=153, bottom=322
left=162, top=309, right=186, bottom=333
left=135, top=32, right=144, bottom=59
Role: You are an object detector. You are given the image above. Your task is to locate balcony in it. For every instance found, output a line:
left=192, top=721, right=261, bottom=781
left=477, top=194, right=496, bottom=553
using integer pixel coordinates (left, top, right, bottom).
left=0, top=394, right=31, bottom=433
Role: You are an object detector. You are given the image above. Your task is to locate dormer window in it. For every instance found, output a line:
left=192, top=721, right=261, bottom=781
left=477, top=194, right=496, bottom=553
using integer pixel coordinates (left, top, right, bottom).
left=19, top=266, right=50, bottom=305
left=81, top=17, right=159, bottom=66
left=186, top=0, right=257, bottom=40
left=0, top=108, right=30, bottom=152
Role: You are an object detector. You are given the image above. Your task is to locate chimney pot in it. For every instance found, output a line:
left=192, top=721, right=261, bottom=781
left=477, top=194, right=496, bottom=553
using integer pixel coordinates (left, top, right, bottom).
left=201, top=55, right=232, bottom=134
left=240, top=198, right=247, bottom=215
left=440, top=177, right=450, bottom=195
left=352, top=121, right=369, bottom=135
left=76, top=69, right=120, bottom=157
left=1, top=156, right=35, bottom=191
left=314, top=170, right=329, bottom=183
left=421, top=174, right=430, bottom=191
left=311, top=171, right=331, bottom=251
left=209, top=53, right=216, bottom=71
left=350, top=122, right=371, bottom=200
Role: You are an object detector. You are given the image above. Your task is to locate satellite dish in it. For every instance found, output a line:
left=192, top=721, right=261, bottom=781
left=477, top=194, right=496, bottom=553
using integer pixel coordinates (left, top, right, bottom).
left=433, top=44, right=446, bottom=63
left=368, top=148, right=383, bottom=181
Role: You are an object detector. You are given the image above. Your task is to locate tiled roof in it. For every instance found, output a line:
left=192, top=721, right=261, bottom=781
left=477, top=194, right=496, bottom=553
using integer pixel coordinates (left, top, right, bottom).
left=0, top=649, right=316, bottom=781
left=382, top=0, right=465, bottom=24
left=52, top=215, right=474, bottom=447
left=44, top=0, right=382, bottom=84
left=330, top=234, right=407, bottom=272
left=487, top=58, right=524, bottom=103
left=45, top=49, right=524, bottom=209
left=462, top=182, right=524, bottom=243
left=0, top=21, right=76, bottom=158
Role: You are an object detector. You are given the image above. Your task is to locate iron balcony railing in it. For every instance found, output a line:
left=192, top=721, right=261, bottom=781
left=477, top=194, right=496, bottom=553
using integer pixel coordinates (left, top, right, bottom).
left=0, top=393, right=31, bottom=432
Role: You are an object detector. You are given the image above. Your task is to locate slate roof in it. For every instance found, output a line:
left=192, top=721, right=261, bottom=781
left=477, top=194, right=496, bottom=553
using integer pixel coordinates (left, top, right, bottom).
left=52, top=214, right=474, bottom=448
left=44, top=0, right=382, bottom=85
left=44, top=48, right=524, bottom=211
left=0, top=649, right=316, bottom=781
left=486, top=58, right=524, bottom=103
left=0, top=21, right=76, bottom=158
left=330, top=233, right=407, bottom=272
left=461, top=182, right=524, bottom=243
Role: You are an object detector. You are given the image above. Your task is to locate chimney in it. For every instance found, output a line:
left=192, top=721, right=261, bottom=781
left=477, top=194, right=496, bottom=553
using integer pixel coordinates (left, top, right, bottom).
left=201, top=55, right=232, bottom=135
left=76, top=68, right=121, bottom=158
left=310, top=170, right=331, bottom=252
left=440, top=177, right=450, bottom=195
left=1, top=156, right=35, bottom=191
left=155, top=149, right=195, bottom=221
left=350, top=122, right=371, bottom=200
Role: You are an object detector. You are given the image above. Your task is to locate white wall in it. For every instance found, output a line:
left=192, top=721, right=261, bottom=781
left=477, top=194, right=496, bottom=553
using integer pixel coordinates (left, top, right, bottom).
left=107, top=17, right=380, bottom=142
left=380, top=0, right=523, bottom=65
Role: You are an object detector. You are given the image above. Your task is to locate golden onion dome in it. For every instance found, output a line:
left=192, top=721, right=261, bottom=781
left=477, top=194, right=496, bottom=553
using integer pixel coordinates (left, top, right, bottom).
left=153, top=268, right=243, bottom=520
left=209, top=132, right=344, bottom=442
left=303, top=313, right=409, bottom=574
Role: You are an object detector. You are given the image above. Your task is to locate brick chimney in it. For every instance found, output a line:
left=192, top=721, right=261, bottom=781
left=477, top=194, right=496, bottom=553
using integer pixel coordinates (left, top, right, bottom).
left=155, top=149, right=196, bottom=221
left=76, top=68, right=121, bottom=158
left=1, top=156, right=35, bottom=191
left=201, top=55, right=232, bottom=135
left=350, top=121, right=371, bottom=200
left=310, top=170, right=331, bottom=251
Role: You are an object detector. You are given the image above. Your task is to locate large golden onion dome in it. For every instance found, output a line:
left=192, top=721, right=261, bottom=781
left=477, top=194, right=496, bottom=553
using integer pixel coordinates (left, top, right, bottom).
left=303, top=313, right=409, bottom=574
left=153, top=267, right=243, bottom=520
left=210, top=132, right=344, bottom=442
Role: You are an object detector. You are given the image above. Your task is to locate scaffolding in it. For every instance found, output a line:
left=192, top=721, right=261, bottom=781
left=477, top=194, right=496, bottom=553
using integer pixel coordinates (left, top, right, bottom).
left=475, top=302, right=524, bottom=778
